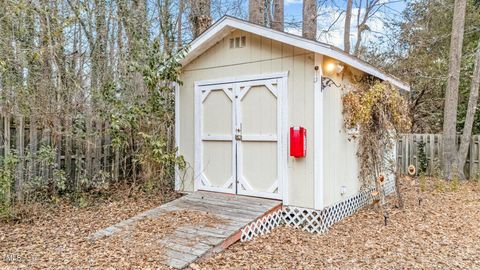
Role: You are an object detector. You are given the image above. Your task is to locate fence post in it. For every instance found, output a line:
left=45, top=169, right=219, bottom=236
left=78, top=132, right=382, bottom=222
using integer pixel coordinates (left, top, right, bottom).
left=15, top=115, right=24, bottom=202
left=428, top=134, right=435, bottom=175
left=94, top=120, right=102, bottom=175
left=0, top=113, right=3, bottom=157
left=470, top=135, right=480, bottom=179
left=74, top=135, right=82, bottom=191
left=41, top=127, right=51, bottom=181
left=85, top=117, right=93, bottom=181
left=4, top=113, right=10, bottom=156
left=113, top=146, right=120, bottom=182
left=64, top=117, right=72, bottom=183
left=29, top=117, right=38, bottom=184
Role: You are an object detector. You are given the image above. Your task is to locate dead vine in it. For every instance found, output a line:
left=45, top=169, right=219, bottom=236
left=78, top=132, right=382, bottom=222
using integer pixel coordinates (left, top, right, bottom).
left=342, top=80, right=411, bottom=211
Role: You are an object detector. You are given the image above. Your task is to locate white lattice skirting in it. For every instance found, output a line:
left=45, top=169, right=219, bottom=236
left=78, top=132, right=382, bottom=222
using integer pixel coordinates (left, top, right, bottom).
left=240, top=208, right=283, bottom=242
left=240, top=178, right=396, bottom=241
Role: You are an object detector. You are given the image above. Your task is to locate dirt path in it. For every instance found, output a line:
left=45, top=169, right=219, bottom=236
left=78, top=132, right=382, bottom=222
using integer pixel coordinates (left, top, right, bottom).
left=197, top=180, right=480, bottom=269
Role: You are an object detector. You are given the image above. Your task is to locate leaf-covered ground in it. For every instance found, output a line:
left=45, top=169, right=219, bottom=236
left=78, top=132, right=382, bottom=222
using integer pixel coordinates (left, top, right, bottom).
left=0, top=188, right=182, bottom=269
left=2, top=179, right=480, bottom=269
left=197, top=179, right=480, bottom=269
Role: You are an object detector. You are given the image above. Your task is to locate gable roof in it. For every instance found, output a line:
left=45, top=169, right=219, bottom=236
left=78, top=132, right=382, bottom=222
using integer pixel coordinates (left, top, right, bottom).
left=180, top=16, right=410, bottom=92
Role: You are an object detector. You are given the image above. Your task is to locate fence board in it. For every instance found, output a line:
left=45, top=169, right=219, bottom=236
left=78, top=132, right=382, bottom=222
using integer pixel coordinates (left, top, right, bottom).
left=397, top=134, right=480, bottom=179
left=86, top=117, right=93, bottom=180
left=4, top=113, right=10, bottom=156
left=64, top=117, right=72, bottom=182
left=104, top=122, right=111, bottom=175
left=0, top=111, right=135, bottom=203
left=15, top=116, right=24, bottom=201
left=95, top=120, right=102, bottom=174
left=41, top=127, right=51, bottom=181
left=0, top=113, right=4, bottom=157
left=29, top=117, right=38, bottom=184
left=427, top=134, right=435, bottom=175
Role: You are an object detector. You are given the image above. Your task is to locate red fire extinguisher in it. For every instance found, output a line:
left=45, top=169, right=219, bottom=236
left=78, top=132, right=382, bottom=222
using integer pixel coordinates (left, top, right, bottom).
left=290, top=126, right=306, bottom=158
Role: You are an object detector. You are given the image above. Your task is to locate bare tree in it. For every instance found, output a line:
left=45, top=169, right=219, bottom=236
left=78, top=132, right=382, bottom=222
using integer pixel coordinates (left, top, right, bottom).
left=271, top=0, right=284, bottom=31
left=177, top=0, right=184, bottom=48
left=352, top=0, right=394, bottom=56
left=249, top=0, right=266, bottom=25
left=344, top=0, right=353, bottom=53
left=302, top=0, right=317, bottom=40
left=189, top=0, right=212, bottom=38
left=442, top=0, right=467, bottom=180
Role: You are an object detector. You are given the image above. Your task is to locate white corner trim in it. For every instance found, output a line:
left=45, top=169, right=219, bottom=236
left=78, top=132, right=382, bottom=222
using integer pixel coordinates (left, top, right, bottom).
left=180, top=16, right=409, bottom=92
left=174, top=82, right=181, bottom=191
left=314, top=54, right=324, bottom=210
left=281, top=75, right=289, bottom=206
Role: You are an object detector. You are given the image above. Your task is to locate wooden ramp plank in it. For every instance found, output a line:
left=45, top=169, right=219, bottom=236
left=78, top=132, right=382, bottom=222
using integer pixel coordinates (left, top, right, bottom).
left=89, top=191, right=282, bottom=269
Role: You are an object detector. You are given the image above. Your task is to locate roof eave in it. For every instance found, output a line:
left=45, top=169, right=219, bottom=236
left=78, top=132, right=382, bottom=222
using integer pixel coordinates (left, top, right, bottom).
left=180, top=16, right=410, bottom=92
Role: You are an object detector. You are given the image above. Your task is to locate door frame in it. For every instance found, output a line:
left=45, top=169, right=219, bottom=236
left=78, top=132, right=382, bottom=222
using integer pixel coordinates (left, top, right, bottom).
left=194, top=72, right=289, bottom=203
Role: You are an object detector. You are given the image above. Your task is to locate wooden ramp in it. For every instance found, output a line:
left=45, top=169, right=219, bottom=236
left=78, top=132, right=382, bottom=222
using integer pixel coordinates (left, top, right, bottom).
left=89, top=191, right=282, bottom=269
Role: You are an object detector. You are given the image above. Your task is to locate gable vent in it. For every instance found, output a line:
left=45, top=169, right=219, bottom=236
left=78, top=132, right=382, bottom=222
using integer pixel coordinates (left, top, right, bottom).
left=229, top=36, right=246, bottom=49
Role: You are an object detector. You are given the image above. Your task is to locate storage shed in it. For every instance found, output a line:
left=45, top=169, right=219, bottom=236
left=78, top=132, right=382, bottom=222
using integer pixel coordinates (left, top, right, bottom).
left=175, top=16, right=409, bottom=213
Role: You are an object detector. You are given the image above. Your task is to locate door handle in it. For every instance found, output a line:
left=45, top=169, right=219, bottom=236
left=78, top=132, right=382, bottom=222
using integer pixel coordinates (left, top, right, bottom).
left=235, top=123, right=242, bottom=141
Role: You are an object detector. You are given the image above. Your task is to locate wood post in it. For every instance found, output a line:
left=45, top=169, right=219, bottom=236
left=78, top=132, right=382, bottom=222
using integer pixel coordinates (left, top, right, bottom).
left=4, top=113, right=10, bottom=156
left=29, top=116, right=38, bottom=182
left=85, top=116, right=93, bottom=180
left=64, top=117, right=73, bottom=183
left=15, top=115, right=25, bottom=202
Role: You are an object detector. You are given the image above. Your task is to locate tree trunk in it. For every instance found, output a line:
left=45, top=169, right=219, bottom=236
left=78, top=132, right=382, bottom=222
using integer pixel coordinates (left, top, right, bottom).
left=302, top=0, right=317, bottom=40
left=442, top=0, right=467, bottom=180
left=189, top=0, right=211, bottom=38
left=457, top=36, right=480, bottom=175
left=271, top=0, right=284, bottom=31
left=249, top=0, right=266, bottom=25
left=344, top=0, right=353, bottom=53
left=177, top=0, right=184, bottom=48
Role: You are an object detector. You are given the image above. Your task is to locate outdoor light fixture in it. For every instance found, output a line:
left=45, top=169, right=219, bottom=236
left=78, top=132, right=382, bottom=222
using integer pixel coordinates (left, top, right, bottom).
left=324, top=61, right=345, bottom=74
left=325, top=62, right=336, bottom=73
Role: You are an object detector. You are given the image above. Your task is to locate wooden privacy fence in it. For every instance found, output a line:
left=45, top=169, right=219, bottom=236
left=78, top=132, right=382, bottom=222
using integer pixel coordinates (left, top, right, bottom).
left=396, top=134, right=480, bottom=178
left=0, top=112, right=134, bottom=200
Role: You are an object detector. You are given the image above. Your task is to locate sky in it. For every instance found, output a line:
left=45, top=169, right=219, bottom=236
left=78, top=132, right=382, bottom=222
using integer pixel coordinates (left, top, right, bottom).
left=282, top=0, right=407, bottom=50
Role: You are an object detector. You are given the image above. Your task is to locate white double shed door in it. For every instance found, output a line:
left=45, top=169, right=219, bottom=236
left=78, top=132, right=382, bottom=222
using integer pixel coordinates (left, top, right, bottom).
left=194, top=73, right=287, bottom=200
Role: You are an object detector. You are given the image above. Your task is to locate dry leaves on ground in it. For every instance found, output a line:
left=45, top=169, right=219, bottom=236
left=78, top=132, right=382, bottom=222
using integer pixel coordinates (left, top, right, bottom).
left=198, top=179, right=480, bottom=269
left=0, top=188, right=182, bottom=269
left=2, top=179, right=480, bottom=269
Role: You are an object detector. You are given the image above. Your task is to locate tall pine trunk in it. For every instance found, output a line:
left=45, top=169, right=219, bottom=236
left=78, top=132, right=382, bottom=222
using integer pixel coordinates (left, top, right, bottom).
left=271, top=0, right=284, bottom=31
left=249, top=0, right=266, bottom=25
left=457, top=37, right=480, bottom=174
left=177, top=0, right=184, bottom=48
left=302, top=0, right=317, bottom=40
left=442, top=0, right=467, bottom=180
left=344, top=0, right=353, bottom=53
left=189, top=0, right=211, bottom=38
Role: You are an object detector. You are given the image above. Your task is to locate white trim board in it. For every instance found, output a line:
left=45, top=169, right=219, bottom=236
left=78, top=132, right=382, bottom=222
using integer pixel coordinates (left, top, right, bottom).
left=180, top=16, right=409, bottom=92
left=314, top=54, right=324, bottom=210
left=195, top=72, right=289, bottom=87
left=174, top=82, right=181, bottom=191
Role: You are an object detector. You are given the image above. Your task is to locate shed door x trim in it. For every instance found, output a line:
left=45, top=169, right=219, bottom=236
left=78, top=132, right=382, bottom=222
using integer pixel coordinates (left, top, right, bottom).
left=194, top=73, right=288, bottom=200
